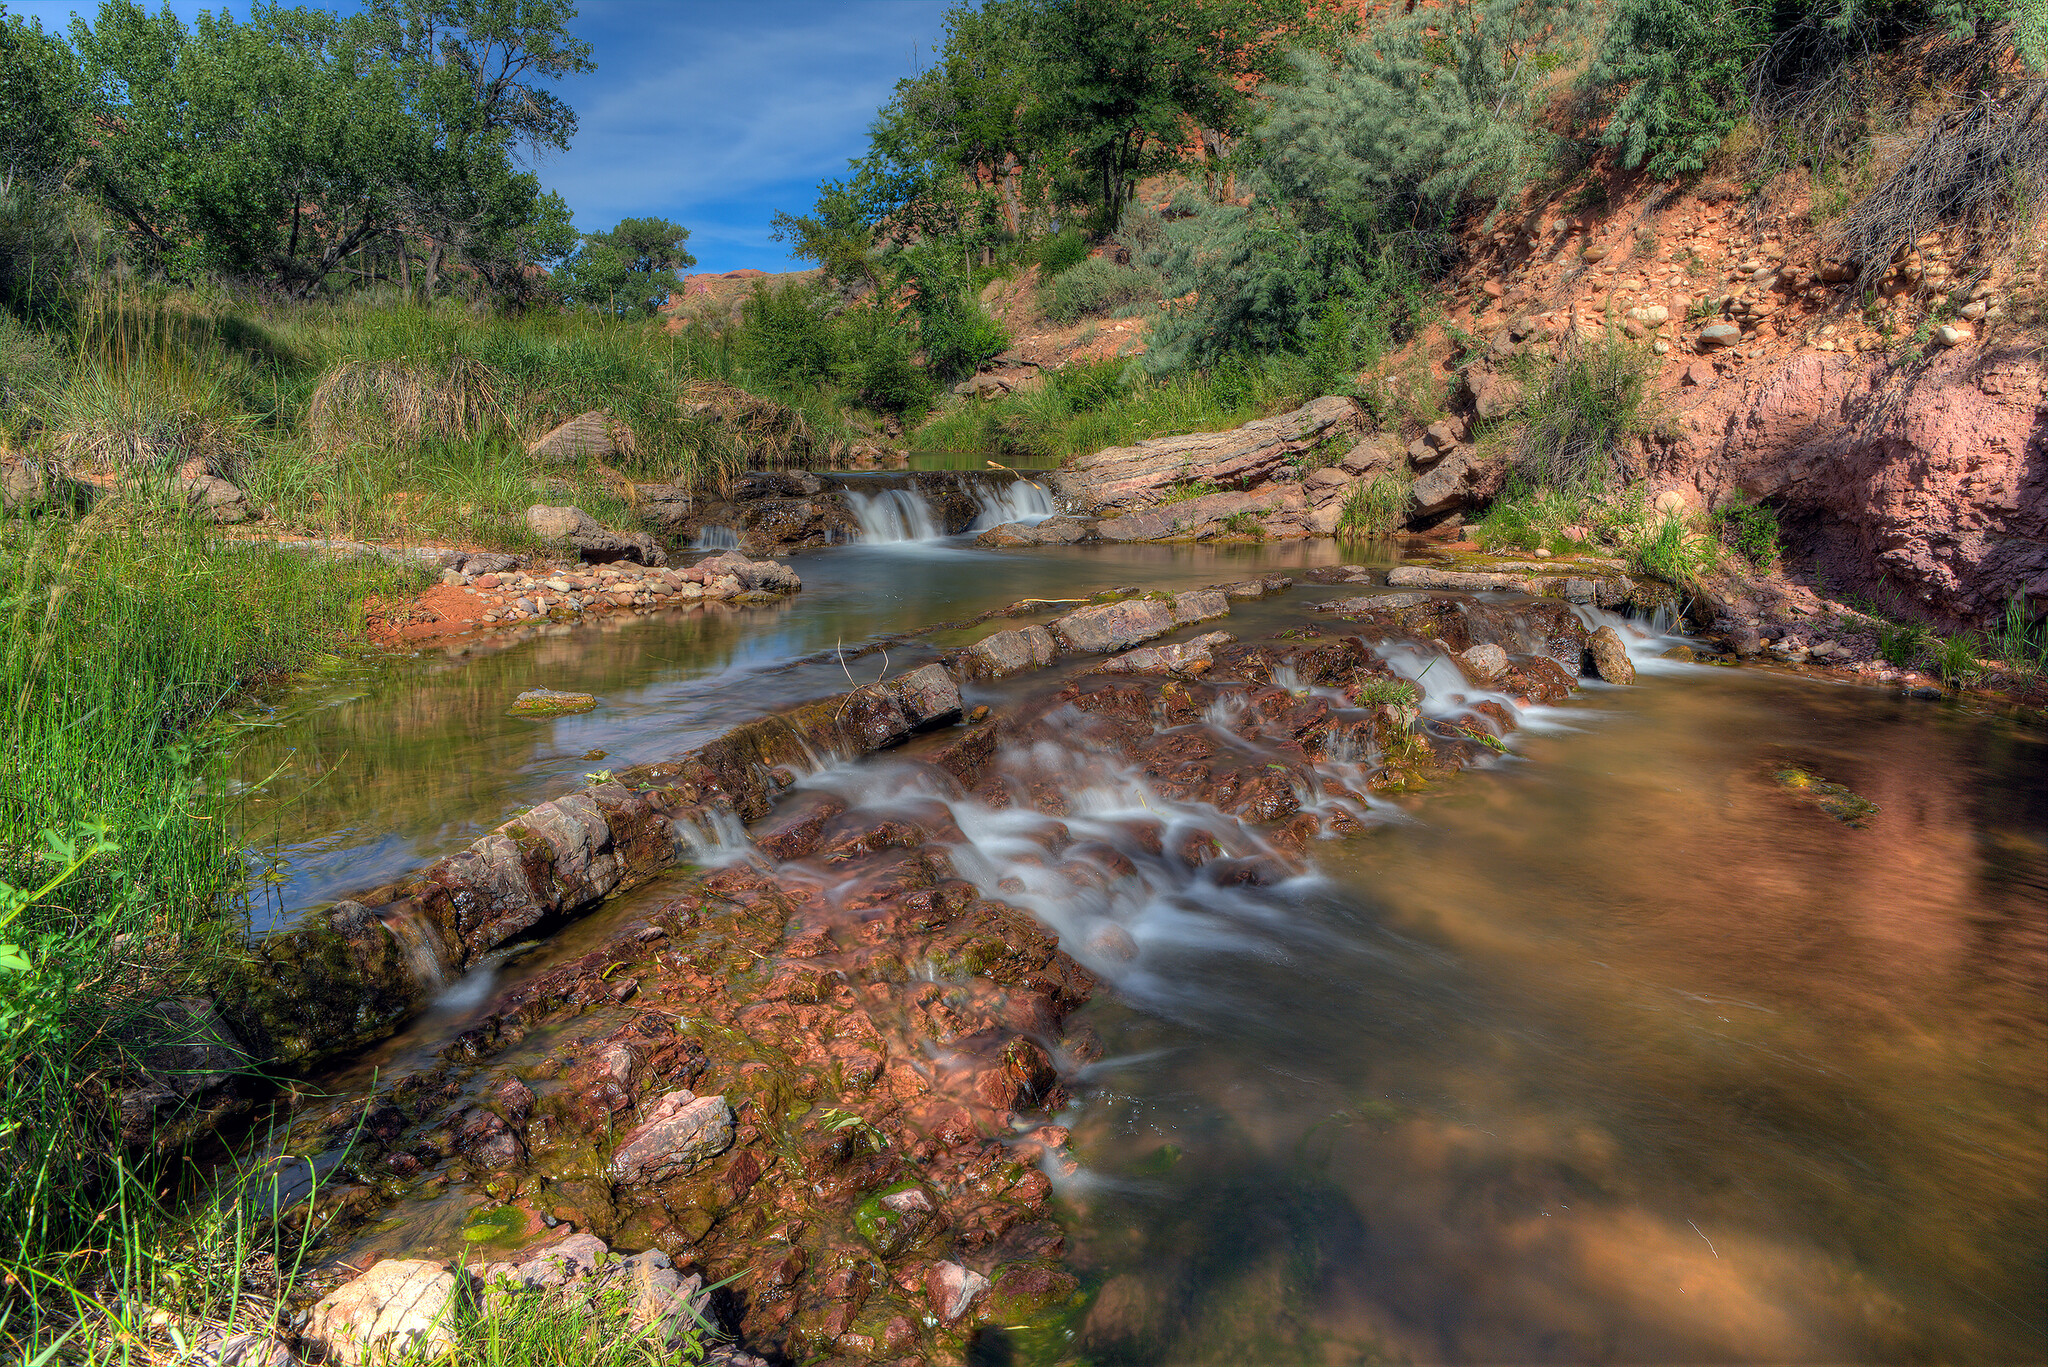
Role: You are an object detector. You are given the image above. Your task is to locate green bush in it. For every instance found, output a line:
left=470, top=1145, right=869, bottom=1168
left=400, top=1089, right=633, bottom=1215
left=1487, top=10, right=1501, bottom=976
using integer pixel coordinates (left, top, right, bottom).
left=734, top=281, right=841, bottom=389
left=1585, top=0, right=1764, bottom=179
left=853, top=328, right=931, bottom=415
left=1046, top=256, right=1163, bottom=324
left=1027, top=228, right=1091, bottom=276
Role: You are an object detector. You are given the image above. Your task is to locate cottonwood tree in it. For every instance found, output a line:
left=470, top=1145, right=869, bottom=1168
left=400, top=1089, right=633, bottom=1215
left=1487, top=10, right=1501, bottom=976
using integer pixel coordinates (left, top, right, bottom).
left=560, top=216, right=695, bottom=314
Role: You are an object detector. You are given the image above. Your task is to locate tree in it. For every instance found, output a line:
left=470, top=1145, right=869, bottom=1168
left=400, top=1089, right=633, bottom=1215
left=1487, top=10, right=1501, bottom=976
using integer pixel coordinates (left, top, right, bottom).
left=1260, top=0, right=1579, bottom=231
left=559, top=215, right=694, bottom=315
left=0, top=5, right=83, bottom=189
left=72, top=1, right=428, bottom=293
left=356, top=0, right=594, bottom=296
left=1031, top=0, right=1349, bottom=223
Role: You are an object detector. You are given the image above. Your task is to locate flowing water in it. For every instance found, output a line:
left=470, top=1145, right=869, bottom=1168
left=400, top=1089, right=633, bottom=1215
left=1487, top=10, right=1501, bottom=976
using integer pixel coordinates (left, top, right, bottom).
left=230, top=511, right=2047, bottom=1363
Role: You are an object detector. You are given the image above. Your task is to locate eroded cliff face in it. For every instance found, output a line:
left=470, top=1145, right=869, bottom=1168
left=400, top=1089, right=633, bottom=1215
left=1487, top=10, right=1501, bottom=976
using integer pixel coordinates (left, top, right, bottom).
left=1652, top=346, right=2048, bottom=627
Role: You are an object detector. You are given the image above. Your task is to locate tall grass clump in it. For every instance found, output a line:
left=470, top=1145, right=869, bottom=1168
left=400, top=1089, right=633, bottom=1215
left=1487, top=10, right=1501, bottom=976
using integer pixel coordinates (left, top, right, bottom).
left=1337, top=465, right=1413, bottom=537
left=0, top=510, right=427, bottom=1274
left=1509, top=332, right=1659, bottom=493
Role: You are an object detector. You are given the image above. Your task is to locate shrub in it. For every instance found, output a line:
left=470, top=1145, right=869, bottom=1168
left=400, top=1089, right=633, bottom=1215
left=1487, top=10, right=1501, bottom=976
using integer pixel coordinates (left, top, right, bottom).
left=854, top=335, right=931, bottom=415
left=1713, top=495, right=1782, bottom=570
left=1046, top=257, right=1164, bottom=324
left=1585, top=0, right=1764, bottom=179
left=734, top=280, right=841, bottom=389
left=1027, top=228, right=1091, bottom=275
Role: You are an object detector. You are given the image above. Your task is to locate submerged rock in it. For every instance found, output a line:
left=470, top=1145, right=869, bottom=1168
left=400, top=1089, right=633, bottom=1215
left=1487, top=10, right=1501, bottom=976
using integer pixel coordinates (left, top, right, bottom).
left=610, top=1090, right=736, bottom=1183
left=509, top=688, right=598, bottom=717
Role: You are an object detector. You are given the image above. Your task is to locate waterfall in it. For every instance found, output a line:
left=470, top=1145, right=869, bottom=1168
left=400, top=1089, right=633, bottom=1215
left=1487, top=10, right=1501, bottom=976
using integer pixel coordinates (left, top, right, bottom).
left=967, top=474, right=1055, bottom=529
left=380, top=905, right=455, bottom=991
left=692, top=525, right=740, bottom=551
left=837, top=472, right=1057, bottom=544
left=845, top=487, right=944, bottom=543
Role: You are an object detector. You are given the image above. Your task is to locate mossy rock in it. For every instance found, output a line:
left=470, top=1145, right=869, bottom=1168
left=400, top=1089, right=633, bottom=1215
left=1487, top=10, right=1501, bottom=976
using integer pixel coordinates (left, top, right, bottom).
left=509, top=688, right=598, bottom=717
left=1774, top=766, right=1879, bottom=827
left=852, top=1180, right=942, bottom=1258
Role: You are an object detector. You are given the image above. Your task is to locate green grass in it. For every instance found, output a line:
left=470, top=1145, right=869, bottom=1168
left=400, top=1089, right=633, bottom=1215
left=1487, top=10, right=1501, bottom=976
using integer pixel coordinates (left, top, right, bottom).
left=6, top=288, right=875, bottom=552
left=911, top=357, right=1306, bottom=462
left=0, top=509, right=427, bottom=1283
left=1510, top=331, right=1659, bottom=492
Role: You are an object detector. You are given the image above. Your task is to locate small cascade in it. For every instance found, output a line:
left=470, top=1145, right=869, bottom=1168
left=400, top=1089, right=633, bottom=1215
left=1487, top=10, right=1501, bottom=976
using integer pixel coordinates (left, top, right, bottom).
left=692, top=525, right=740, bottom=551
left=1574, top=604, right=1700, bottom=675
left=828, top=471, right=1057, bottom=543
left=380, top=904, right=455, bottom=992
left=845, top=487, right=944, bottom=543
left=966, top=474, right=1056, bottom=529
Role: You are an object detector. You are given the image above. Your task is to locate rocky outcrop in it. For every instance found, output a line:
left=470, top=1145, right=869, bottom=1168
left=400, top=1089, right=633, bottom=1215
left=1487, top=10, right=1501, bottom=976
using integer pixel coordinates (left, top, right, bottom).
left=1651, top=345, right=2048, bottom=628
left=215, top=664, right=966, bottom=1070
left=1052, top=396, right=1363, bottom=512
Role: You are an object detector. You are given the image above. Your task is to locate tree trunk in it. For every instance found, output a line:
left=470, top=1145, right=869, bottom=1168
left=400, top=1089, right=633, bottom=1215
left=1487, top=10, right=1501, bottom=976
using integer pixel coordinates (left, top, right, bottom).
left=424, top=237, right=444, bottom=299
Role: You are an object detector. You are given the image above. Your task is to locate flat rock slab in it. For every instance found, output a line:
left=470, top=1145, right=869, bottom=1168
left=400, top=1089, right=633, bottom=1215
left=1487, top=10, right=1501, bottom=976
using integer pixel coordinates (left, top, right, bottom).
left=610, top=1090, right=735, bottom=1183
left=1171, top=590, right=1230, bottom=625
left=1314, top=592, right=1433, bottom=612
left=1093, top=631, right=1236, bottom=676
left=1049, top=599, right=1180, bottom=654
left=1051, top=396, right=1361, bottom=512
left=1387, top=567, right=1532, bottom=592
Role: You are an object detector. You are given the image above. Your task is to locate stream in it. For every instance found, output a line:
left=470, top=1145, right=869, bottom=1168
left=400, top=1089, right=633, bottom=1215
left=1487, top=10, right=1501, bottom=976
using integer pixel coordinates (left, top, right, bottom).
left=225, top=496, right=2047, bottom=1364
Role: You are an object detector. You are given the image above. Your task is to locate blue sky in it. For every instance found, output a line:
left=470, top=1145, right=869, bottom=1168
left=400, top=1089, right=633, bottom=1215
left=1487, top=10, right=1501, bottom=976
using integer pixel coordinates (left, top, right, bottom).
left=9, top=0, right=950, bottom=271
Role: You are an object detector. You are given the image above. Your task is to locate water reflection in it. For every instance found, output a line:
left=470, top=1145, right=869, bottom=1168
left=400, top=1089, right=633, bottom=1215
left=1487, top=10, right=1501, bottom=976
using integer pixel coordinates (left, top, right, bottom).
left=1061, top=670, right=2047, bottom=1365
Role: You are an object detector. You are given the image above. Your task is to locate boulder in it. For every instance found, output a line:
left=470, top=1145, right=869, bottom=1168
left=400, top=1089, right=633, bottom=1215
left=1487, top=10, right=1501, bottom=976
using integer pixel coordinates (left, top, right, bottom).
left=628, top=482, right=694, bottom=530
left=691, top=550, right=801, bottom=593
left=961, top=625, right=1057, bottom=680
left=609, top=1090, right=735, bottom=1183
left=524, top=505, right=667, bottom=567
left=1170, top=590, right=1230, bottom=625
left=1050, top=396, right=1362, bottom=513
left=925, top=1261, right=991, bottom=1325
left=1585, top=625, right=1636, bottom=684
left=1698, top=324, right=1742, bottom=349
left=179, top=474, right=250, bottom=523
left=1032, top=515, right=1098, bottom=544
left=1460, top=366, right=1524, bottom=421
left=116, top=997, right=251, bottom=1147
left=1302, top=466, right=1355, bottom=506
left=1406, top=445, right=1489, bottom=519
left=1050, top=598, right=1178, bottom=653
left=304, top=1260, right=464, bottom=1366
left=887, top=662, right=965, bottom=729
left=1338, top=436, right=1403, bottom=479
left=528, top=410, right=626, bottom=464
left=976, top=521, right=1044, bottom=547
